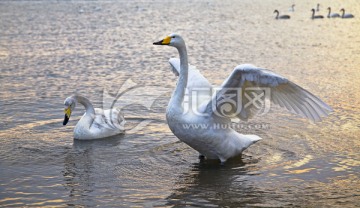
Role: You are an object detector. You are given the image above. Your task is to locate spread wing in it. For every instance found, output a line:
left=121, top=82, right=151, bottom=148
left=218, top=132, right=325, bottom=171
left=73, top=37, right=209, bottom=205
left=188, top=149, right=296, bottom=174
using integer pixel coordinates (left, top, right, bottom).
left=204, top=64, right=333, bottom=122
left=169, top=58, right=212, bottom=89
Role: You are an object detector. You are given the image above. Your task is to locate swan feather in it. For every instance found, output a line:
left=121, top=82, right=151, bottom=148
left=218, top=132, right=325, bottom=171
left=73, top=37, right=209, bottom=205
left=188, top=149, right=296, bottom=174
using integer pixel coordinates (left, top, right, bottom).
left=205, top=65, right=332, bottom=122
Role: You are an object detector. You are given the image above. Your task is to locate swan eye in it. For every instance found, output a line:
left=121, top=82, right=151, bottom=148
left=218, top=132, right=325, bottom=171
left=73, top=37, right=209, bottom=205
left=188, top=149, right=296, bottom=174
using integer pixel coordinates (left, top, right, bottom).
left=172, top=36, right=176, bottom=39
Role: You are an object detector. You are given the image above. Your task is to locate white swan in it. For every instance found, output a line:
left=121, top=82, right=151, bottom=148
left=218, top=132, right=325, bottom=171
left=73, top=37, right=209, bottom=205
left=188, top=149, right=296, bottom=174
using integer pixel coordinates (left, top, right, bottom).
left=153, top=34, right=332, bottom=164
left=327, top=7, right=340, bottom=18
left=289, top=4, right=295, bottom=12
left=311, top=8, right=324, bottom=19
left=63, top=94, right=125, bottom=140
left=340, top=8, right=354, bottom=18
left=274, top=10, right=290, bottom=19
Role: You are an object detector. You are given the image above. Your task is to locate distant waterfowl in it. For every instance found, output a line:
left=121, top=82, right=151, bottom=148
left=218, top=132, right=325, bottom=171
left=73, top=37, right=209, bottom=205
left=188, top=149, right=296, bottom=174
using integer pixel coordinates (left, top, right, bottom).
left=327, top=7, right=340, bottom=18
left=311, top=9, right=324, bottom=19
left=274, top=10, right=291, bottom=19
left=340, top=9, right=354, bottom=18
left=153, top=33, right=332, bottom=164
left=289, top=4, right=295, bottom=12
left=63, top=94, right=125, bottom=140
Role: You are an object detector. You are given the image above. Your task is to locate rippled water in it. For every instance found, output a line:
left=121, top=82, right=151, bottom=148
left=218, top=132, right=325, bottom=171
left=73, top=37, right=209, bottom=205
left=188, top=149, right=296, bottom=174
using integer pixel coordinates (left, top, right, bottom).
left=1, top=0, right=360, bottom=207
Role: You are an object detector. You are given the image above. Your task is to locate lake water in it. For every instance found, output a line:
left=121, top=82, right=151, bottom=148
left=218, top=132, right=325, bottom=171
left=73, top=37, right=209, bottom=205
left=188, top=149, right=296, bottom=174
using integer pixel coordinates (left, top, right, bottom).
left=0, top=0, right=359, bottom=207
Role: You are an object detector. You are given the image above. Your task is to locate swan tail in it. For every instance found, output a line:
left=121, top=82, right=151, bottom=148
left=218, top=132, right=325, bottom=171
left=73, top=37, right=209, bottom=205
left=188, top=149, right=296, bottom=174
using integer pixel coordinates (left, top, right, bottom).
left=240, top=134, right=262, bottom=149
left=245, top=135, right=262, bottom=143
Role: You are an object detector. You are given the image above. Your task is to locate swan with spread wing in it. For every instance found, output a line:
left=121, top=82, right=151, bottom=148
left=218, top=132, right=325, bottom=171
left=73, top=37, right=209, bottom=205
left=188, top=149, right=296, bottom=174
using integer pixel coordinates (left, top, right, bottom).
left=63, top=94, right=125, bottom=140
left=154, top=34, right=332, bottom=164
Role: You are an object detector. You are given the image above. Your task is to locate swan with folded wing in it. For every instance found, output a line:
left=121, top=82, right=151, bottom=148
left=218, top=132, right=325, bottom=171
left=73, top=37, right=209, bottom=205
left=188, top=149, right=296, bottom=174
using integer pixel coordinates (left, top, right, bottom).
left=274, top=10, right=291, bottom=19
left=340, top=8, right=354, bottom=18
left=311, top=8, right=324, bottom=19
left=63, top=94, right=125, bottom=140
left=327, top=7, right=340, bottom=18
left=154, top=34, right=332, bottom=164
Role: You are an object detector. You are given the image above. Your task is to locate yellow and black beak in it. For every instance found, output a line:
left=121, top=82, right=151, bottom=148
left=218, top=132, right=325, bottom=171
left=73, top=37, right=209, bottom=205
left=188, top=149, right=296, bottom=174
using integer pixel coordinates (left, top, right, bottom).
left=63, top=107, right=72, bottom=125
left=153, top=36, right=171, bottom=45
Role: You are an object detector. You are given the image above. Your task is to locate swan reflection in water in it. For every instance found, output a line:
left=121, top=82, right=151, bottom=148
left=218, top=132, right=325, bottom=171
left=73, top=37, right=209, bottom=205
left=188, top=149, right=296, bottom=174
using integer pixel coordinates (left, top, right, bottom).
left=165, top=156, right=271, bottom=207
left=62, top=136, right=124, bottom=205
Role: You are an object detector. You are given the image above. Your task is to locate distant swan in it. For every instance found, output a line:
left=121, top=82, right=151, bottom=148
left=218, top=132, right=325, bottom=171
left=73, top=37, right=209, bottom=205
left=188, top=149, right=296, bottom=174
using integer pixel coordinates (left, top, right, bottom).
left=289, top=4, right=295, bottom=12
left=311, top=8, right=324, bottom=19
left=316, top=3, right=320, bottom=11
left=153, top=34, right=332, bottom=164
left=274, top=10, right=290, bottom=19
left=340, top=8, right=354, bottom=18
left=63, top=94, right=125, bottom=140
left=327, top=7, right=340, bottom=18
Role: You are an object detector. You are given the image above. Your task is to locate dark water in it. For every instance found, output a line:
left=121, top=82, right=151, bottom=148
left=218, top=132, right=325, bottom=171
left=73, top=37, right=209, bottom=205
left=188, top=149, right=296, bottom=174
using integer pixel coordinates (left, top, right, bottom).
left=1, top=0, right=359, bottom=207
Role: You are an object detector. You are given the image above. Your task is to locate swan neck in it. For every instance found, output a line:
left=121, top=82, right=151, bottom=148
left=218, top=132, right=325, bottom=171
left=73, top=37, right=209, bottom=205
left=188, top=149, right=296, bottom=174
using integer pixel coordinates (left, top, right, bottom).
left=74, top=95, right=95, bottom=128
left=178, top=45, right=188, bottom=71
left=169, top=43, right=188, bottom=114
left=75, top=95, right=95, bottom=115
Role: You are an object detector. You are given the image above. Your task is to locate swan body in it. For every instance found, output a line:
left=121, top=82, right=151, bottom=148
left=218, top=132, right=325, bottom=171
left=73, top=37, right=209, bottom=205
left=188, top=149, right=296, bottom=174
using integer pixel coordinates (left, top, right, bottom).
left=63, top=94, right=125, bottom=140
left=274, top=10, right=290, bottom=19
left=311, top=8, right=324, bottom=19
left=340, top=9, right=354, bottom=18
left=153, top=34, right=332, bottom=163
left=327, top=7, right=340, bottom=18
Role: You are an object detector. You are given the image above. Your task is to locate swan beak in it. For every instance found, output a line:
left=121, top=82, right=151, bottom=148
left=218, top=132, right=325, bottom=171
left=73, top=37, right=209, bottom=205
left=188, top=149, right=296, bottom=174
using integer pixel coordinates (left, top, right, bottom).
left=153, top=36, right=171, bottom=45
left=63, top=107, right=72, bottom=125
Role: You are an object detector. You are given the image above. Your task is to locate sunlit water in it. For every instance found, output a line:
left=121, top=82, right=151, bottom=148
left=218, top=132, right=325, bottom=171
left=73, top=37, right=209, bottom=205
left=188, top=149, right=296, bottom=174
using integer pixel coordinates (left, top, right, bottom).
left=1, top=0, right=359, bottom=207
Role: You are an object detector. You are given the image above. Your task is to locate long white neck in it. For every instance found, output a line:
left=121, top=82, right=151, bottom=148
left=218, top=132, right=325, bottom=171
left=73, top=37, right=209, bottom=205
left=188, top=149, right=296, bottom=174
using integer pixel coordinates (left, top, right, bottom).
left=168, top=43, right=188, bottom=115
left=74, top=95, right=95, bottom=128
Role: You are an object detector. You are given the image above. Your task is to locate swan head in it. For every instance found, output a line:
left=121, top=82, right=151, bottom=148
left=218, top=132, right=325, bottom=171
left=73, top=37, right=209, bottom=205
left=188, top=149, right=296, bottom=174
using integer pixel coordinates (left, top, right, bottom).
left=63, top=96, right=77, bottom=125
left=340, top=8, right=345, bottom=12
left=273, top=10, right=279, bottom=13
left=153, top=33, right=185, bottom=48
